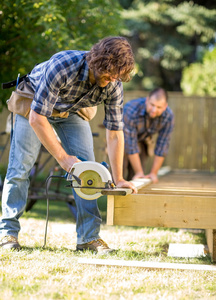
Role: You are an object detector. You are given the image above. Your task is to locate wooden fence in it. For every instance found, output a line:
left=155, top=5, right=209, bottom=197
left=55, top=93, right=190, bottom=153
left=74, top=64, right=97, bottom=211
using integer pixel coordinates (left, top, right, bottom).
left=0, top=92, right=216, bottom=172
left=90, top=91, right=216, bottom=172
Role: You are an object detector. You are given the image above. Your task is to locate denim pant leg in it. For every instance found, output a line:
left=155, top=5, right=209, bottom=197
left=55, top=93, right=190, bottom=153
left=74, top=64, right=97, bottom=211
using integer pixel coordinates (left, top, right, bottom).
left=50, top=113, right=102, bottom=244
left=0, top=114, right=41, bottom=238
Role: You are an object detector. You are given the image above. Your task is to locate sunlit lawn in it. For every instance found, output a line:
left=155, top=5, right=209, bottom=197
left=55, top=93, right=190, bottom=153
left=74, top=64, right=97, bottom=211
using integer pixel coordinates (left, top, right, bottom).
left=1, top=195, right=216, bottom=299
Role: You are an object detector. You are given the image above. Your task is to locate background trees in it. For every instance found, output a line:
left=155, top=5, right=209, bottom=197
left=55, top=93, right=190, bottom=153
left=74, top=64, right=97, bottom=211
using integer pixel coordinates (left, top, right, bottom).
left=181, top=48, right=216, bottom=97
left=1, top=0, right=216, bottom=111
left=120, top=0, right=216, bottom=92
left=0, top=0, right=123, bottom=110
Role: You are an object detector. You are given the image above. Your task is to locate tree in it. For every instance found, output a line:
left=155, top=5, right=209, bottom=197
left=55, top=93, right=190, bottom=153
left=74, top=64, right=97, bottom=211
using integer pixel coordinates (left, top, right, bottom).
left=119, top=0, right=216, bottom=91
left=0, top=0, right=123, bottom=110
left=181, top=48, right=216, bottom=96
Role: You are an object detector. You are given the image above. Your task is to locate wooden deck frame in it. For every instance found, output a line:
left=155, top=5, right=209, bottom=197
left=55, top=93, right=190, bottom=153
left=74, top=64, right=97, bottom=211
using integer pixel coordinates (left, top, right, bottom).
left=106, top=170, right=216, bottom=262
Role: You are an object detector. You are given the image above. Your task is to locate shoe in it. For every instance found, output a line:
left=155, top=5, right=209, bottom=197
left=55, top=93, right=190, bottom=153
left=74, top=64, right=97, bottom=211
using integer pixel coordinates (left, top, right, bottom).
left=76, top=238, right=114, bottom=254
left=0, top=235, right=21, bottom=250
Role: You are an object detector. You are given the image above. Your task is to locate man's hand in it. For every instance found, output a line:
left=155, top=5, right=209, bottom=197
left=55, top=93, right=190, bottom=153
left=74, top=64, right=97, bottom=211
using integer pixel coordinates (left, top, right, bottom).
left=146, top=155, right=164, bottom=183
left=145, top=173, right=158, bottom=183
left=132, top=172, right=145, bottom=180
left=116, top=179, right=138, bottom=194
left=64, top=155, right=81, bottom=173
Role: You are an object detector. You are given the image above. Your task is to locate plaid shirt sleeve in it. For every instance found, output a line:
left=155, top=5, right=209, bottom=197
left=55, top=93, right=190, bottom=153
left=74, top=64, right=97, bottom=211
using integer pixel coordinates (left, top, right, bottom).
left=30, top=52, right=82, bottom=117
left=123, top=101, right=140, bottom=154
left=103, top=81, right=124, bottom=131
left=31, top=58, right=70, bottom=117
left=155, top=108, right=174, bottom=156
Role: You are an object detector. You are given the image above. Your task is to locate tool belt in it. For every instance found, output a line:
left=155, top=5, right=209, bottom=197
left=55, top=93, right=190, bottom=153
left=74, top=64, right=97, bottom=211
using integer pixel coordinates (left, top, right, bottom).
left=7, top=79, right=34, bottom=119
left=76, top=106, right=97, bottom=121
left=140, top=136, right=155, bottom=157
left=138, top=133, right=156, bottom=157
left=3, top=76, right=97, bottom=121
left=6, top=79, right=69, bottom=119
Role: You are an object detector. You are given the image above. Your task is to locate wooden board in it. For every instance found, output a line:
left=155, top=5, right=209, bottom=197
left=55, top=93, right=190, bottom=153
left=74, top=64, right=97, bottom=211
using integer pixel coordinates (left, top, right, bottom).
left=107, top=194, right=216, bottom=228
left=102, top=166, right=171, bottom=196
left=78, top=258, right=216, bottom=271
left=101, top=178, right=151, bottom=196
left=167, top=243, right=205, bottom=258
left=106, top=170, right=216, bottom=262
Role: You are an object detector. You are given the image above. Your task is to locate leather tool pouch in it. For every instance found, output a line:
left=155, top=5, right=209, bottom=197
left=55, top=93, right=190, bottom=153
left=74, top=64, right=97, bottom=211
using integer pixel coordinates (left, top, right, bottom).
left=7, top=80, right=69, bottom=119
left=138, top=132, right=156, bottom=157
left=143, top=135, right=155, bottom=157
left=7, top=80, right=34, bottom=118
left=6, top=79, right=97, bottom=121
left=77, top=106, right=97, bottom=121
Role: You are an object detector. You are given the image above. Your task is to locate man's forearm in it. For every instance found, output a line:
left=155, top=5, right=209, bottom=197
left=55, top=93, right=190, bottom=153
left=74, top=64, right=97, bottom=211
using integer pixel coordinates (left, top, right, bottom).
left=106, top=129, right=124, bottom=184
left=29, top=110, right=78, bottom=172
left=128, top=153, right=144, bottom=176
left=150, top=155, right=165, bottom=175
left=106, top=129, right=138, bottom=193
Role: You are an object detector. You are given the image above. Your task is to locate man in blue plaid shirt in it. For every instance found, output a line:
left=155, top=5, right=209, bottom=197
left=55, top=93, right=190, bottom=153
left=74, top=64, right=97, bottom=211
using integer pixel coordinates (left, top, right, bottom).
left=0, top=36, right=137, bottom=252
left=123, top=88, right=174, bottom=183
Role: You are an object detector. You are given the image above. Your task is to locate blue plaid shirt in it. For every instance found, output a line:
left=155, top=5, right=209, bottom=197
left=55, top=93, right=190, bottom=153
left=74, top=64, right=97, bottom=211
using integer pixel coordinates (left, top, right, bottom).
left=28, top=50, right=124, bottom=130
left=123, top=98, right=174, bottom=156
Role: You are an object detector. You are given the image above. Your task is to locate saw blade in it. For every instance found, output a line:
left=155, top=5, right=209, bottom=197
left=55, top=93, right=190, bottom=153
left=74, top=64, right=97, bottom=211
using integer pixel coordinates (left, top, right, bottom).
left=79, top=170, right=105, bottom=195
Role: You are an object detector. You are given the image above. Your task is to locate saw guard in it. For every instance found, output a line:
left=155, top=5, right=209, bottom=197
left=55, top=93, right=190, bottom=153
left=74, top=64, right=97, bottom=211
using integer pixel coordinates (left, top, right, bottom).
left=71, top=161, right=112, bottom=200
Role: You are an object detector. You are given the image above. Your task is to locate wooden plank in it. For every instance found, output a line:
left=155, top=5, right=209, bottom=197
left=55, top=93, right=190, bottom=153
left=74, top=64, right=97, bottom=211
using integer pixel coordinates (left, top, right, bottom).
left=103, top=166, right=171, bottom=196
left=109, top=194, right=216, bottom=229
left=102, top=178, right=151, bottom=196
left=137, top=170, right=216, bottom=196
left=130, top=178, right=152, bottom=189
left=140, top=187, right=216, bottom=196
left=78, top=258, right=216, bottom=271
left=213, top=230, right=216, bottom=263
left=206, top=229, right=213, bottom=261
left=106, top=195, right=114, bottom=225
left=106, top=170, right=216, bottom=262
left=168, top=243, right=205, bottom=258
left=206, top=229, right=216, bottom=263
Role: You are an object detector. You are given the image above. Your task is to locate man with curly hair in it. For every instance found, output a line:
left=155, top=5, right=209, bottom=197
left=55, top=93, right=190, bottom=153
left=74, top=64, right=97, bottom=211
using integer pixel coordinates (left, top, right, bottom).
left=0, top=36, right=137, bottom=253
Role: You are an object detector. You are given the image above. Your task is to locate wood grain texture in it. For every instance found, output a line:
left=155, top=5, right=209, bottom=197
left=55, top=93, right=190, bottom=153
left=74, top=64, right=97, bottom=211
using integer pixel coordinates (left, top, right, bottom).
left=106, top=170, right=216, bottom=261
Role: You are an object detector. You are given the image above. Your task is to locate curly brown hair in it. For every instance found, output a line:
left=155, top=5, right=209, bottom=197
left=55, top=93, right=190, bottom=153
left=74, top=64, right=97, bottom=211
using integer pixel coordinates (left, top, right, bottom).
left=86, top=36, right=135, bottom=82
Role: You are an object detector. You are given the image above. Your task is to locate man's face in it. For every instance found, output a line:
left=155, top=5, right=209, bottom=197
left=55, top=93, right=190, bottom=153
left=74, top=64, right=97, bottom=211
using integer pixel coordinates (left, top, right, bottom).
left=146, top=95, right=168, bottom=118
left=93, top=70, right=120, bottom=87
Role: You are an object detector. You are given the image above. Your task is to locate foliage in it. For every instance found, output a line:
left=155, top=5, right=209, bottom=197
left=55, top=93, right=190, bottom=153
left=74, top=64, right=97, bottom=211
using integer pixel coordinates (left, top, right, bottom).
left=120, top=0, right=216, bottom=91
left=181, top=48, right=216, bottom=96
left=0, top=0, right=123, bottom=110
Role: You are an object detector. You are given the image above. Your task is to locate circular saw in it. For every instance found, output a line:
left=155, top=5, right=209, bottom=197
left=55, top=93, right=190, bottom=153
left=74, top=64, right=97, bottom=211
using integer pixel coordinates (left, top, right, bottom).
left=66, top=161, right=115, bottom=200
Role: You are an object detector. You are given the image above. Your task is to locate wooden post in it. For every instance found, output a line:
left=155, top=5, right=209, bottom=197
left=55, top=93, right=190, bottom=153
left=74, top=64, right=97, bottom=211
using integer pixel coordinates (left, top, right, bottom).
left=206, top=229, right=216, bottom=263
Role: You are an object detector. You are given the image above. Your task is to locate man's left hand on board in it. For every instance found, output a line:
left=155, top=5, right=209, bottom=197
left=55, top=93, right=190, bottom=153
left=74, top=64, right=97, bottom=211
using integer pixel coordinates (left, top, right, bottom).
left=145, top=173, right=158, bottom=183
left=132, top=172, right=145, bottom=180
left=116, top=179, right=138, bottom=194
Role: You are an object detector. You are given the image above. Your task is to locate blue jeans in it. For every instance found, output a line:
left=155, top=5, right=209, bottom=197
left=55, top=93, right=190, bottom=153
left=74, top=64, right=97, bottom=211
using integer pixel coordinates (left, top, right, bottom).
left=0, top=113, right=102, bottom=244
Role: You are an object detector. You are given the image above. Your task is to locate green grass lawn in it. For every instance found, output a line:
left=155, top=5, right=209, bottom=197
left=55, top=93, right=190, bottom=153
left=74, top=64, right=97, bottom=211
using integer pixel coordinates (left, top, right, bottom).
left=1, top=194, right=216, bottom=299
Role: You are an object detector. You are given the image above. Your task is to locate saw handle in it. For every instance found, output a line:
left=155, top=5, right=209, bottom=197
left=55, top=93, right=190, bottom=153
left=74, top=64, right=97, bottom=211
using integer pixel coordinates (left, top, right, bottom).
left=77, top=156, right=109, bottom=169
left=101, top=161, right=109, bottom=169
left=64, top=156, right=86, bottom=180
left=77, top=156, right=87, bottom=161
